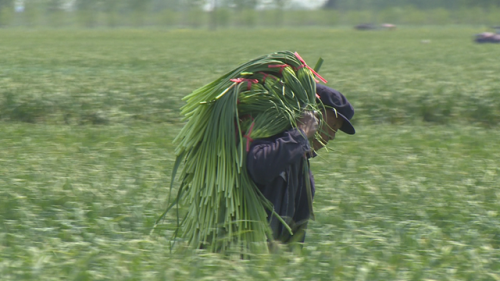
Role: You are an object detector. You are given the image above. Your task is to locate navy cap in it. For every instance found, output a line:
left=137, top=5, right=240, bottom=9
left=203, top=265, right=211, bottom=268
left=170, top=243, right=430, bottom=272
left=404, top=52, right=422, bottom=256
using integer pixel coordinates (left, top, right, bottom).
left=316, top=84, right=355, bottom=135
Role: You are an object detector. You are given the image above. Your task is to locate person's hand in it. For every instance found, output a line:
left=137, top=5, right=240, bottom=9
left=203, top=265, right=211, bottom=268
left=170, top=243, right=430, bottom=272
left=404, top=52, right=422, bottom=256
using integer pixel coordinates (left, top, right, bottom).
left=297, top=111, right=319, bottom=139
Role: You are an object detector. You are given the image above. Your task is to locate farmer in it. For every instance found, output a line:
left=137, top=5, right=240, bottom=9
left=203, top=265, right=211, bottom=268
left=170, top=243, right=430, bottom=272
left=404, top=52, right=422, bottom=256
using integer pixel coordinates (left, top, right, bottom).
left=246, top=84, right=355, bottom=245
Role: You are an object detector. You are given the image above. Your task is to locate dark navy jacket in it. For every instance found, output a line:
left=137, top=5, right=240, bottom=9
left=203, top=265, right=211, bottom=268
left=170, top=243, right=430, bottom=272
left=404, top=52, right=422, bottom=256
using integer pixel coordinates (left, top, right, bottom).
left=246, top=128, right=315, bottom=242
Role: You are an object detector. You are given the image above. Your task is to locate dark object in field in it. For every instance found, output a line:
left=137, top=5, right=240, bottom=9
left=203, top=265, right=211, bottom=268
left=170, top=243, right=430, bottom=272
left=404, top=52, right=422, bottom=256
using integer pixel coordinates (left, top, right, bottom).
left=355, top=23, right=396, bottom=31
left=355, top=23, right=377, bottom=30
left=474, top=32, right=500, bottom=43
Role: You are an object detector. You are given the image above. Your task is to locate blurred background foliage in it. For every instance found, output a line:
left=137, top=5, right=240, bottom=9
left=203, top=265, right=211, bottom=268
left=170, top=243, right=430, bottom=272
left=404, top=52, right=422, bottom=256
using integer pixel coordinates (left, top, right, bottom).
left=0, top=0, right=499, bottom=127
left=0, top=0, right=499, bottom=28
left=1, top=28, right=499, bottom=127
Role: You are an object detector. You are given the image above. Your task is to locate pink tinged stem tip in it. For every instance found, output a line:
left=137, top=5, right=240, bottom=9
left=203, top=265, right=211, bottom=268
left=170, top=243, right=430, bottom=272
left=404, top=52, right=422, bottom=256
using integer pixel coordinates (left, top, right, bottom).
left=294, top=52, right=328, bottom=84
left=230, top=78, right=259, bottom=90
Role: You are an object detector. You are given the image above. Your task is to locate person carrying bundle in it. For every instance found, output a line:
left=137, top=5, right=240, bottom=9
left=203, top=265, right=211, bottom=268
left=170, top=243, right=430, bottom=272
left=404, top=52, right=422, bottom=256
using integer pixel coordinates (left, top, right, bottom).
left=156, top=51, right=356, bottom=254
left=246, top=84, right=356, bottom=245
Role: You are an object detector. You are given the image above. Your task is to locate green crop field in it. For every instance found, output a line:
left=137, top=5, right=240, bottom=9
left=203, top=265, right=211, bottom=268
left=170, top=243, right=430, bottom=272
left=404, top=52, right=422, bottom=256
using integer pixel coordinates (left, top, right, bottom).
left=1, top=28, right=499, bottom=280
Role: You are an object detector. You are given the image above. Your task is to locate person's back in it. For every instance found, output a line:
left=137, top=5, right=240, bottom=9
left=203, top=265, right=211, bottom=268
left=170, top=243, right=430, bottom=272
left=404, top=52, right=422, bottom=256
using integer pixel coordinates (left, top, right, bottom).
left=247, top=84, right=356, bottom=245
left=247, top=128, right=315, bottom=243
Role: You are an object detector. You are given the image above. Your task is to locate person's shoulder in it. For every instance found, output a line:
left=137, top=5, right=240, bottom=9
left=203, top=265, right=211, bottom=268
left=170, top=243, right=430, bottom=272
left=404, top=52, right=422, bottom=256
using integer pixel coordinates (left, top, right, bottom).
left=250, top=129, right=290, bottom=146
left=253, top=132, right=282, bottom=144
